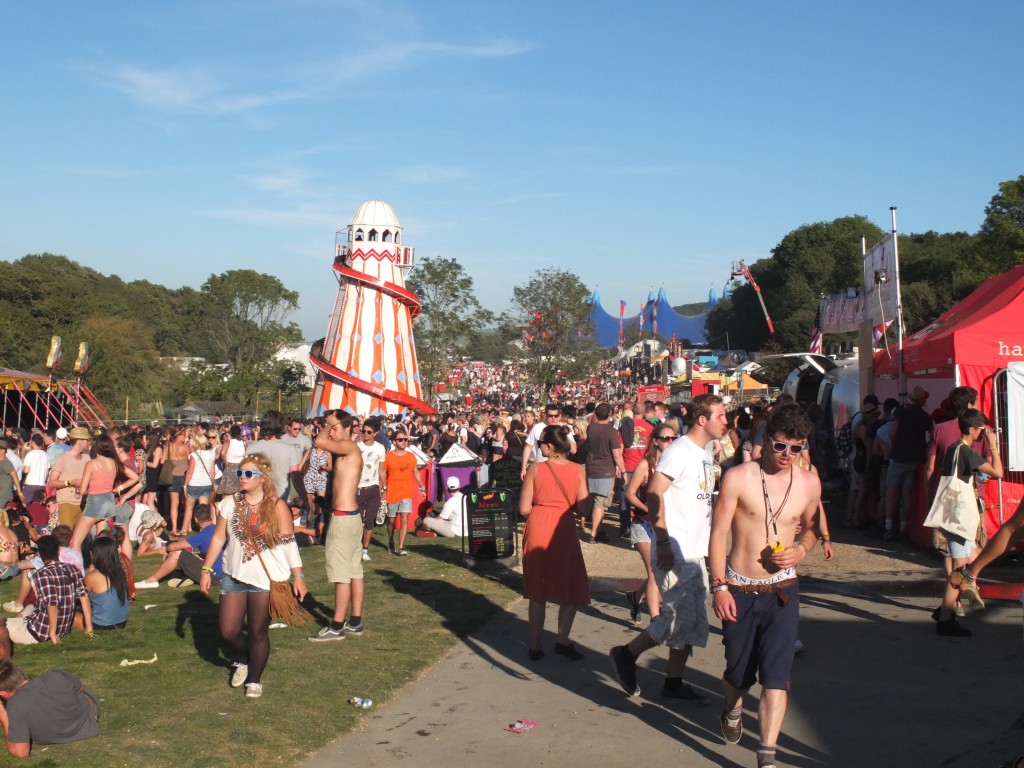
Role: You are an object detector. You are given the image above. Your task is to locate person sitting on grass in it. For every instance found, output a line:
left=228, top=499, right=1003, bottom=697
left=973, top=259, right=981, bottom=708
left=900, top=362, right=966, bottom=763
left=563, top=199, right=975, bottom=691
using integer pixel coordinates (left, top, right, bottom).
left=2, top=525, right=82, bottom=615
left=0, top=534, right=92, bottom=656
left=0, top=657, right=100, bottom=757
left=73, top=535, right=129, bottom=631
left=135, top=503, right=222, bottom=589
left=418, top=476, right=465, bottom=537
left=134, top=507, right=170, bottom=558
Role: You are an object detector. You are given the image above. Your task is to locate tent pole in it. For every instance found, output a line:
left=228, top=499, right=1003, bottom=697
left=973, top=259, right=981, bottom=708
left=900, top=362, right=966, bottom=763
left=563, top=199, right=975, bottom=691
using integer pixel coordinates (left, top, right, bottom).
left=891, top=207, right=906, bottom=401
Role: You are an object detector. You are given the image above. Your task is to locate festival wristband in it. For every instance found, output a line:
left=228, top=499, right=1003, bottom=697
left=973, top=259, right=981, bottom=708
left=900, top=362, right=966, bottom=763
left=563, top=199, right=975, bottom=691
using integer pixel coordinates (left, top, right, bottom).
left=296, top=572, right=305, bottom=579
left=712, top=584, right=730, bottom=594
left=201, top=566, right=215, bottom=574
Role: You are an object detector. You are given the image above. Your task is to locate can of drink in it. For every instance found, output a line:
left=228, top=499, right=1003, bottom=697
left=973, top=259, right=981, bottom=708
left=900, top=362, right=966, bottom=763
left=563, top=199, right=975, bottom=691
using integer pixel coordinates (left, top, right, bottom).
left=348, top=697, right=372, bottom=709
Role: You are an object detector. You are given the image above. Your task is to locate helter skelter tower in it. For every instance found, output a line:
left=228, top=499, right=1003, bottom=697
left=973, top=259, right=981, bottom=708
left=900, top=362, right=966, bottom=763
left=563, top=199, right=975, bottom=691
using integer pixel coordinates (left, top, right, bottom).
left=308, top=200, right=435, bottom=417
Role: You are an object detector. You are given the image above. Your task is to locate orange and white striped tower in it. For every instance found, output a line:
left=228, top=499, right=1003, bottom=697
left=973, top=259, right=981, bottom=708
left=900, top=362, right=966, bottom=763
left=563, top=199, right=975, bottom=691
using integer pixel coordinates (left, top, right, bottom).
left=308, top=200, right=435, bottom=417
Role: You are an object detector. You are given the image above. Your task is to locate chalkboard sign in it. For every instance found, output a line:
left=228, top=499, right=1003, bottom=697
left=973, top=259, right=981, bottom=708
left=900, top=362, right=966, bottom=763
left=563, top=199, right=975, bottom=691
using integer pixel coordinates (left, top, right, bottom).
left=487, top=456, right=523, bottom=501
left=462, top=488, right=518, bottom=569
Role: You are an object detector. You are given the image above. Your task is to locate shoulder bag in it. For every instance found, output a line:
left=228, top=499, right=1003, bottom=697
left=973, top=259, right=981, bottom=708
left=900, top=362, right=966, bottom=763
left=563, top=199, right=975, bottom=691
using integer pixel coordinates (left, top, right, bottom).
left=237, top=494, right=314, bottom=627
left=922, top=444, right=980, bottom=542
left=544, top=461, right=581, bottom=520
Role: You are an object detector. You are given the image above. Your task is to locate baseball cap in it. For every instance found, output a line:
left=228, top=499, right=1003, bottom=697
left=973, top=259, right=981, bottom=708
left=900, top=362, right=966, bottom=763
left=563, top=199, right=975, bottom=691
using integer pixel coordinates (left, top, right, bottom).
left=55, top=427, right=69, bottom=440
left=446, top=476, right=461, bottom=490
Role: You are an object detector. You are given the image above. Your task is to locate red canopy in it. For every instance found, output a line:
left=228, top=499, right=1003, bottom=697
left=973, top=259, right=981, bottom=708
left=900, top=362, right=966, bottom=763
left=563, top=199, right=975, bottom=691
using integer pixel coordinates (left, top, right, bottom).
left=873, top=264, right=1024, bottom=541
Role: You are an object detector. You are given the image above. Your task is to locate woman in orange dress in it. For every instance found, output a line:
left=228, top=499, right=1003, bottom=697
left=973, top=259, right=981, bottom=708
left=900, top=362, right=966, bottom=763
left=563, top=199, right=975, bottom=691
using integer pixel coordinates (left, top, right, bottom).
left=519, top=424, right=590, bottom=661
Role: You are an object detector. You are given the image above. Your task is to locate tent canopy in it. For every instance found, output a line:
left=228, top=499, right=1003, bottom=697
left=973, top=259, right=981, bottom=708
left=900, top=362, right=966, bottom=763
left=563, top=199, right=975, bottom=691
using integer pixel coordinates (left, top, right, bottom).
left=874, top=264, right=1024, bottom=379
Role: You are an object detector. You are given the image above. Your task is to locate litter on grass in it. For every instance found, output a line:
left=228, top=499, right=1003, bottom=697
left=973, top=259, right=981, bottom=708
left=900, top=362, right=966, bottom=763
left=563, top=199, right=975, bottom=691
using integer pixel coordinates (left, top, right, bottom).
left=120, top=654, right=158, bottom=667
left=269, top=622, right=287, bottom=629
left=143, top=604, right=158, bottom=610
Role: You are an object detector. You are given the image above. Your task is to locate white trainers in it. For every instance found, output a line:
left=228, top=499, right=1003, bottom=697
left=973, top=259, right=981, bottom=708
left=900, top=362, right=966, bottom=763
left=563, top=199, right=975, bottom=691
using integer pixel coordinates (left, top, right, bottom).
left=230, top=662, right=248, bottom=688
left=134, top=580, right=160, bottom=589
left=245, top=682, right=263, bottom=699
left=361, top=551, right=371, bottom=561
left=2, top=601, right=24, bottom=613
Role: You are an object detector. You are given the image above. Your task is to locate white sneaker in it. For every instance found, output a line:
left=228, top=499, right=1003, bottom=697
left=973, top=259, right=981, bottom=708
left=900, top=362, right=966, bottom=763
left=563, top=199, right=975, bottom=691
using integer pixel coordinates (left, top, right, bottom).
left=167, top=578, right=195, bottom=589
left=245, top=682, right=263, bottom=698
left=2, top=601, right=23, bottom=613
left=134, top=580, right=160, bottom=589
left=361, top=551, right=371, bottom=561
left=230, top=662, right=248, bottom=688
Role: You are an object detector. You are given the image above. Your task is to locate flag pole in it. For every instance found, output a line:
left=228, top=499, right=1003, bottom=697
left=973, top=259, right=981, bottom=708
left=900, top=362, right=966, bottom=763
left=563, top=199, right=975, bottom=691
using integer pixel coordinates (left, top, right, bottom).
left=891, top=207, right=905, bottom=401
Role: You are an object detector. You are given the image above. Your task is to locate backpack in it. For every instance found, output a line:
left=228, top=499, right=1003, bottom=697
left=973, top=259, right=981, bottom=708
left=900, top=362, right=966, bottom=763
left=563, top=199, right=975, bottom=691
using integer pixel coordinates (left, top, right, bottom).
left=836, top=412, right=860, bottom=457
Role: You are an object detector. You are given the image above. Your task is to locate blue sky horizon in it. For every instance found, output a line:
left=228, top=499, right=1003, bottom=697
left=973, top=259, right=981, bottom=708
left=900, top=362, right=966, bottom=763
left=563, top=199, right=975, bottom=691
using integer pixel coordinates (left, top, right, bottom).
left=3, top=1, right=1022, bottom=340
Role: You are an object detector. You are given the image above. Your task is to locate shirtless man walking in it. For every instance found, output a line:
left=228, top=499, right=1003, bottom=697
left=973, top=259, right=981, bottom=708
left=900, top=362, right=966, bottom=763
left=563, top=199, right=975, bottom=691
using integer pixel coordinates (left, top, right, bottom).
left=709, top=404, right=821, bottom=768
left=308, top=411, right=365, bottom=641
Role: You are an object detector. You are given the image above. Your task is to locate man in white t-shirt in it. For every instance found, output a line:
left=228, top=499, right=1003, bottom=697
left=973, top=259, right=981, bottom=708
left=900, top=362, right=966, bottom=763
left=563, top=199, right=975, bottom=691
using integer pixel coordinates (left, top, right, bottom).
left=421, top=476, right=464, bottom=537
left=520, top=404, right=574, bottom=480
left=356, top=418, right=387, bottom=561
left=610, top=393, right=728, bottom=706
left=245, top=411, right=301, bottom=500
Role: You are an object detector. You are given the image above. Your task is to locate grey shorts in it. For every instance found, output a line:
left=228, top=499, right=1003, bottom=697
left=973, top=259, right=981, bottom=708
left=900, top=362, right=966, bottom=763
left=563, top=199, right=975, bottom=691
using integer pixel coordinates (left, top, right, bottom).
left=646, top=558, right=709, bottom=650
left=886, top=461, right=919, bottom=493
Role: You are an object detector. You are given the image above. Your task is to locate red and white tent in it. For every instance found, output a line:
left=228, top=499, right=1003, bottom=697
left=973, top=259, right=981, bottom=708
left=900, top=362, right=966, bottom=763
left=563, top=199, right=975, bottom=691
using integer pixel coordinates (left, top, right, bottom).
left=874, top=264, right=1024, bottom=540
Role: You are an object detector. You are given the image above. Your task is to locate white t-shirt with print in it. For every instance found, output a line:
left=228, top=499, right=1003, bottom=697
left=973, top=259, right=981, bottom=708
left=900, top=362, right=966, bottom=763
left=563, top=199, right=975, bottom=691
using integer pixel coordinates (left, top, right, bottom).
left=358, top=441, right=386, bottom=488
left=653, top=434, right=716, bottom=562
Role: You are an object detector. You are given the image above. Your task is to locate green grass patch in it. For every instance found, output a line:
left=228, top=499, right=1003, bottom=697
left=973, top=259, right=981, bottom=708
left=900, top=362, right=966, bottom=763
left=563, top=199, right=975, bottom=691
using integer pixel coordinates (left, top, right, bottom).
left=4, top=534, right=520, bottom=767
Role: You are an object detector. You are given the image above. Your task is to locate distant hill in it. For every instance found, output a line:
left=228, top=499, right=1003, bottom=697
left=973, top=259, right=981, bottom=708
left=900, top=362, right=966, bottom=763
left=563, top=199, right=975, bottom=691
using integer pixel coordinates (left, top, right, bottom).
left=673, top=302, right=708, bottom=316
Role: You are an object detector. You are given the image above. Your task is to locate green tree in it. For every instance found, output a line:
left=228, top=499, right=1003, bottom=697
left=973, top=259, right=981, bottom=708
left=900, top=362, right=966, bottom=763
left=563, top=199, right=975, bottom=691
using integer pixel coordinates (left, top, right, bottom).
left=198, top=270, right=302, bottom=404
left=967, top=174, right=1024, bottom=282
left=405, top=256, right=494, bottom=393
left=500, top=268, right=601, bottom=401
left=80, top=316, right=170, bottom=407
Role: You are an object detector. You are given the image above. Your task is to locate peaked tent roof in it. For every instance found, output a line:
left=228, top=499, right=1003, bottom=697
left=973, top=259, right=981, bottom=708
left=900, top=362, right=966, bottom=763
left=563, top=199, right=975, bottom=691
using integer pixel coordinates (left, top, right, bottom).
left=437, top=441, right=481, bottom=466
left=588, top=287, right=714, bottom=348
left=874, top=264, right=1024, bottom=377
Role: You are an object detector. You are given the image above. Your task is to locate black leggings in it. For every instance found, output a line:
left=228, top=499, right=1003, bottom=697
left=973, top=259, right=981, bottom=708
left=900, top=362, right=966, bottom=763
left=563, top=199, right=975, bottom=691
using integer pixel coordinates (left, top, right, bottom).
left=218, top=591, right=271, bottom=684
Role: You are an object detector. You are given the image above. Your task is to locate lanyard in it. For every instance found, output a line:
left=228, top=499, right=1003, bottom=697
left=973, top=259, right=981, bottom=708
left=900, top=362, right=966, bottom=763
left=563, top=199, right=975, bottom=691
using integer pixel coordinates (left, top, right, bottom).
left=759, top=462, right=793, bottom=549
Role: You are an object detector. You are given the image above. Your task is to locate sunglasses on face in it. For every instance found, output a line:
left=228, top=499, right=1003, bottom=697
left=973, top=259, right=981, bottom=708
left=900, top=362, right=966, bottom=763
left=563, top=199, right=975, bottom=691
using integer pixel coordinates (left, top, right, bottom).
left=362, top=429, right=375, bottom=435
left=236, top=469, right=265, bottom=479
left=394, top=438, right=409, bottom=443
left=770, top=440, right=806, bottom=455
left=654, top=435, right=675, bottom=443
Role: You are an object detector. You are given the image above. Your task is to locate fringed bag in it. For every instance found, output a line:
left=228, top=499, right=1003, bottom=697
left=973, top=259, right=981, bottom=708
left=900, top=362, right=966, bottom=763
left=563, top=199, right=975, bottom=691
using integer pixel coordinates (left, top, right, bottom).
left=240, top=499, right=315, bottom=627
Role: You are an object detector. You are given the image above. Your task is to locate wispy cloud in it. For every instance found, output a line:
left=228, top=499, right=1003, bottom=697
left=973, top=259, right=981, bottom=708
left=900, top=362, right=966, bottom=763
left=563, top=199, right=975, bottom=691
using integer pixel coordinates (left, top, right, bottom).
left=201, top=203, right=339, bottom=230
left=101, top=37, right=530, bottom=117
left=240, top=168, right=319, bottom=198
left=393, top=164, right=472, bottom=185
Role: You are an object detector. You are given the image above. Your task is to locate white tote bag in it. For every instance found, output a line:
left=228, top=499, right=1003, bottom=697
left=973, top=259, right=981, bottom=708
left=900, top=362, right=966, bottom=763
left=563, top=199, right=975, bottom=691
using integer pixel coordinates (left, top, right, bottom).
left=922, top=444, right=980, bottom=542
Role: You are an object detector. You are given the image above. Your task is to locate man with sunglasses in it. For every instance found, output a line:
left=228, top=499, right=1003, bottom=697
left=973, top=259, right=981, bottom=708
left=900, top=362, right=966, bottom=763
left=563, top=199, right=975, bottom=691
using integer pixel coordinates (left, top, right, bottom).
left=355, top=418, right=387, bottom=562
left=383, top=431, right=423, bottom=556
left=610, top=394, right=727, bottom=708
left=309, top=411, right=365, bottom=641
left=520, top=404, right=571, bottom=481
left=709, top=404, right=821, bottom=768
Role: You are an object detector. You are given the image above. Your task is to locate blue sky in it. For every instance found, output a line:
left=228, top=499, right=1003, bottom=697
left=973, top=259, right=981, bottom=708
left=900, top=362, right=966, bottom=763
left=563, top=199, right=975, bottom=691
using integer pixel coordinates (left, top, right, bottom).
left=3, top=1, right=1022, bottom=340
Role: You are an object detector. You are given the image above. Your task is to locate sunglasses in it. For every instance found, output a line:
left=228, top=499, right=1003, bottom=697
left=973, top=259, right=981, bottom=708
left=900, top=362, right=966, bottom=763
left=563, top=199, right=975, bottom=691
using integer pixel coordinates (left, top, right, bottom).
left=654, top=435, right=676, bottom=443
left=770, top=440, right=806, bottom=456
left=362, top=429, right=375, bottom=435
left=236, top=469, right=265, bottom=479
left=394, top=438, right=409, bottom=443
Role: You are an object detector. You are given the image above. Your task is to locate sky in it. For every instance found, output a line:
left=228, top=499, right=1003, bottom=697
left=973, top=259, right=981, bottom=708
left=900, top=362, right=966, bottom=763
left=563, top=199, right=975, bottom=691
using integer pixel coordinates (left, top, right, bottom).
left=3, top=1, right=1023, bottom=341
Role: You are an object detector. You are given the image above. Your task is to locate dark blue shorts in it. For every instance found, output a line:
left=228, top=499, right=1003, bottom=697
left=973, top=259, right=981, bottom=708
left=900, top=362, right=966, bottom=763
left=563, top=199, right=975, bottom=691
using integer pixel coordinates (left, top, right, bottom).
left=722, top=583, right=799, bottom=691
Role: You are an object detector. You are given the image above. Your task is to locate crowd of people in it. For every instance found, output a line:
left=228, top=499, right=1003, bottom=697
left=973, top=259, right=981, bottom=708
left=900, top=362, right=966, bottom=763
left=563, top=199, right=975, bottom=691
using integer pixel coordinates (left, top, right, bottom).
left=0, top=366, right=1020, bottom=766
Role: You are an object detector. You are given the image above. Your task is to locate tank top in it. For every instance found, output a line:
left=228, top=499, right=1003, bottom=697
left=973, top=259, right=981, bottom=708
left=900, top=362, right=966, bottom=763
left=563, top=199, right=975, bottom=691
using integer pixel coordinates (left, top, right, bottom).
left=89, top=584, right=129, bottom=627
left=88, top=466, right=116, bottom=495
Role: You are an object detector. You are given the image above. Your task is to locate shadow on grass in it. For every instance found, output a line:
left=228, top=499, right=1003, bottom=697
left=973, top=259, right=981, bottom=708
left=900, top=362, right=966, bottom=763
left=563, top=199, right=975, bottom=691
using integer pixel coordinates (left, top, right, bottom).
left=174, top=589, right=224, bottom=667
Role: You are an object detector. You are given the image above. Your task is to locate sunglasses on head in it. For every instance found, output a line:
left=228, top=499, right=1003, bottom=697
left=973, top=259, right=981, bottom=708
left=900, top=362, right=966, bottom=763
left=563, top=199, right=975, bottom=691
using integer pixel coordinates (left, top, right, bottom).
left=236, top=469, right=265, bottom=479
left=770, top=440, right=805, bottom=455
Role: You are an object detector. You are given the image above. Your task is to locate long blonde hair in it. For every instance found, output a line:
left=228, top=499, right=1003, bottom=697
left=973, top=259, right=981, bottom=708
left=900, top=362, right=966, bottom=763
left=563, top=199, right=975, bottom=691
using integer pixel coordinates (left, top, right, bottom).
left=237, top=453, right=281, bottom=546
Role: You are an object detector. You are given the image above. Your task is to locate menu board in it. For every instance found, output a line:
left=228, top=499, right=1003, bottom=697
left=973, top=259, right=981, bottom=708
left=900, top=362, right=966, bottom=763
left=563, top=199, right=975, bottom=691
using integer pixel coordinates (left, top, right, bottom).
left=463, top=488, right=518, bottom=567
left=487, top=457, right=523, bottom=501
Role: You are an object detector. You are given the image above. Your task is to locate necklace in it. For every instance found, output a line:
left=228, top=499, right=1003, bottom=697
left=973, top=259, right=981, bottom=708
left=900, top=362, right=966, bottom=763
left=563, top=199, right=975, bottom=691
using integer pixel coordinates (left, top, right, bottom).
left=759, top=460, right=794, bottom=551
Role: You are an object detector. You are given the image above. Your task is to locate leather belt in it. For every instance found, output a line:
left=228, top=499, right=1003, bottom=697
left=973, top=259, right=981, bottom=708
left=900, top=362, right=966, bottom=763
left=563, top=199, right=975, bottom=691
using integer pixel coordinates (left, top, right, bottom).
left=728, top=577, right=798, bottom=605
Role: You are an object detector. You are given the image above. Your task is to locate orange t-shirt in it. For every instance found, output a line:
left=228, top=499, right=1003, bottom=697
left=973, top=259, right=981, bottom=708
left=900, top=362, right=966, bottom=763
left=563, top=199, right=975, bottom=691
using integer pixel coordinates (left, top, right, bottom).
left=384, top=452, right=418, bottom=504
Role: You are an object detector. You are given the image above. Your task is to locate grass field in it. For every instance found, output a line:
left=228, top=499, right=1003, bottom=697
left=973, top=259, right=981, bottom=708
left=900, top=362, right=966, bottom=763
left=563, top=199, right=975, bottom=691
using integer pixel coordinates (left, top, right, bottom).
left=2, top=535, right=521, bottom=768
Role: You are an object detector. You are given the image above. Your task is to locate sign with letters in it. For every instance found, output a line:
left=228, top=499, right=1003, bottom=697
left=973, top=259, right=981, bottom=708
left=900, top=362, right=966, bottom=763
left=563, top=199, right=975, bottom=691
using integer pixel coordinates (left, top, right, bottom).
left=462, top=488, right=518, bottom=568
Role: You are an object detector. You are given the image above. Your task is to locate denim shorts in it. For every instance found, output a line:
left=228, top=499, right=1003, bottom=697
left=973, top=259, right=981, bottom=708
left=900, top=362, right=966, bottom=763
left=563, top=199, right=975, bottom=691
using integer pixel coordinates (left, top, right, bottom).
left=630, top=518, right=653, bottom=546
left=945, top=531, right=976, bottom=559
left=387, top=498, right=412, bottom=518
left=0, top=563, right=20, bottom=581
left=83, top=492, right=116, bottom=520
left=220, top=573, right=268, bottom=593
left=885, top=461, right=919, bottom=493
left=186, top=484, right=213, bottom=500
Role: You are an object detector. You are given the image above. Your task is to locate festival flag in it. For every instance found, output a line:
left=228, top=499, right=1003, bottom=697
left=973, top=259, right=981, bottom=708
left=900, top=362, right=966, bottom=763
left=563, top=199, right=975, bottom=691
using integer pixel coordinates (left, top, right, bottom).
left=692, top=360, right=703, bottom=373
left=872, top=319, right=894, bottom=348
left=74, top=342, right=90, bottom=374
left=46, top=336, right=62, bottom=369
left=809, top=303, right=823, bottom=355
left=619, top=301, right=626, bottom=318
left=652, top=301, right=658, bottom=337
